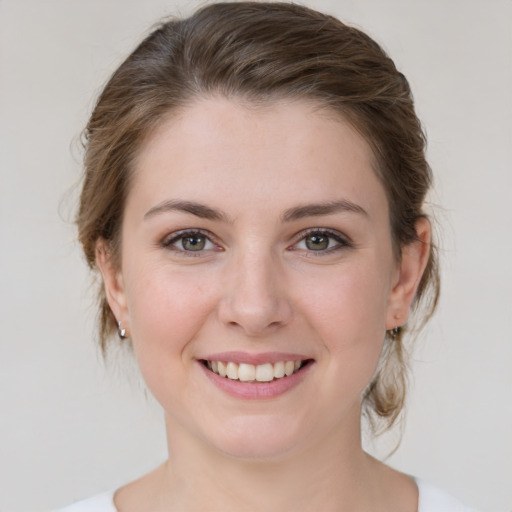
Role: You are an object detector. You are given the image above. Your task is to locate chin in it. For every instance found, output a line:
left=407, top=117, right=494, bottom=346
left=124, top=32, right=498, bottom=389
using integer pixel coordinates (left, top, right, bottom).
left=209, top=414, right=307, bottom=461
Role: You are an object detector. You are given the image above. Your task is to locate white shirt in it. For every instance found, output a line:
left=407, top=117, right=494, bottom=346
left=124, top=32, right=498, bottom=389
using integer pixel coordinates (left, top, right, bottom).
left=55, top=478, right=477, bottom=511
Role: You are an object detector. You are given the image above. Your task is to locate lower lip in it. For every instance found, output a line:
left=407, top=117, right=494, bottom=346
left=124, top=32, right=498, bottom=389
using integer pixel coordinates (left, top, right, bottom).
left=198, top=361, right=313, bottom=399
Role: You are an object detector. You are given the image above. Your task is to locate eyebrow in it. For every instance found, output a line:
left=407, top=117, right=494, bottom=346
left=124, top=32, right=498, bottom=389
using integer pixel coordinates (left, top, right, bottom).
left=281, top=199, right=368, bottom=222
left=144, top=200, right=229, bottom=222
left=143, top=198, right=368, bottom=223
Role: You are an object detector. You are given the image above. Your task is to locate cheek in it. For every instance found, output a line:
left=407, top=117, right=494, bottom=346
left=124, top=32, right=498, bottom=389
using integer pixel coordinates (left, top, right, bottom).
left=122, top=263, right=222, bottom=416
left=123, top=260, right=216, bottom=367
left=295, top=258, right=392, bottom=388
left=299, top=260, right=392, bottom=345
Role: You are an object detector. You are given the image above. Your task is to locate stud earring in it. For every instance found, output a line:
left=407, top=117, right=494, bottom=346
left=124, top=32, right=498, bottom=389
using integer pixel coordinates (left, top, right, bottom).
left=117, top=320, right=127, bottom=339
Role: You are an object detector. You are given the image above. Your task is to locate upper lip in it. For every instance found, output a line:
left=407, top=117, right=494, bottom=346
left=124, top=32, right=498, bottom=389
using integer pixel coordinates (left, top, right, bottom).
left=199, top=351, right=312, bottom=365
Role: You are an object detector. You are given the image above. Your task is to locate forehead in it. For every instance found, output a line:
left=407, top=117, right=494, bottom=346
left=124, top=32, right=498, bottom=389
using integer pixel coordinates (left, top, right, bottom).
left=129, top=96, right=387, bottom=220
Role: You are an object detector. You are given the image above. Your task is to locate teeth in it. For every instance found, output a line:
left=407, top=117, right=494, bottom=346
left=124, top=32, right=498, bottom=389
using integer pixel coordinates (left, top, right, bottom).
left=238, top=363, right=256, bottom=382
left=255, top=363, right=274, bottom=382
left=273, top=361, right=285, bottom=378
left=205, top=359, right=305, bottom=382
left=217, top=361, right=227, bottom=377
left=226, top=362, right=238, bottom=380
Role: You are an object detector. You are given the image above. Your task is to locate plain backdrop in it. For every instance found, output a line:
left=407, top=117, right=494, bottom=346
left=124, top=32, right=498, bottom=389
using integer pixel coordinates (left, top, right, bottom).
left=0, top=0, right=511, bottom=510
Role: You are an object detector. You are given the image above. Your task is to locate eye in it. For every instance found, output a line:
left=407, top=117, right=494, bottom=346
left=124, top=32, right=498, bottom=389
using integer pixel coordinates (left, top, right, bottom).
left=162, top=230, right=218, bottom=253
left=293, top=229, right=349, bottom=253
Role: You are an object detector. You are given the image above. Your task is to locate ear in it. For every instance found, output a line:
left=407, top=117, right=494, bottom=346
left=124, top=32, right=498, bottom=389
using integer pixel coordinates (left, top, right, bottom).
left=95, top=239, right=129, bottom=330
left=386, top=218, right=431, bottom=329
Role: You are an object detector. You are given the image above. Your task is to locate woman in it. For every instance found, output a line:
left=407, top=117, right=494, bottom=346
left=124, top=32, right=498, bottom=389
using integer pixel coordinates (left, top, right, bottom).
left=59, top=2, right=476, bottom=510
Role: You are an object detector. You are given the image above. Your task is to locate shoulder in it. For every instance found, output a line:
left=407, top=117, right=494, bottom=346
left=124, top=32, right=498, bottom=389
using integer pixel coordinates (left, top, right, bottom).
left=416, top=478, right=477, bottom=512
left=53, top=490, right=117, bottom=512
left=53, top=479, right=478, bottom=512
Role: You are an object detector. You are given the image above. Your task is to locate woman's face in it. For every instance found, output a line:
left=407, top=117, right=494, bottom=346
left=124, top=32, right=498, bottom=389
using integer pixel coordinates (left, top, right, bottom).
left=99, top=97, right=425, bottom=460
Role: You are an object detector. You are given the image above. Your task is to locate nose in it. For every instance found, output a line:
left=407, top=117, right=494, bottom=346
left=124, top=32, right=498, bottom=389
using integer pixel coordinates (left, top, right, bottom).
left=217, top=251, right=293, bottom=336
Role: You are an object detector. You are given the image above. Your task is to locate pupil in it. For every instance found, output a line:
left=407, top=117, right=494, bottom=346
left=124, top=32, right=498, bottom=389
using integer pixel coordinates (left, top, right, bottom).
left=306, top=235, right=329, bottom=251
left=182, top=236, right=205, bottom=251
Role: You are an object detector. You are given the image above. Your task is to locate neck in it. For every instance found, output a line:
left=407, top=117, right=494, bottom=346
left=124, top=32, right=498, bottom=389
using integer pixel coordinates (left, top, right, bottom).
left=156, top=412, right=380, bottom=512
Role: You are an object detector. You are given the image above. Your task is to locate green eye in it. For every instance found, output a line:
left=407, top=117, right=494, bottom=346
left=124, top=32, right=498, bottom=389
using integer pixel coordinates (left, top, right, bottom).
left=163, top=230, right=216, bottom=253
left=181, top=235, right=207, bottom=251
left=305, top=234, right=330, bottom=251
left=294, top=229, right=349, bottom=253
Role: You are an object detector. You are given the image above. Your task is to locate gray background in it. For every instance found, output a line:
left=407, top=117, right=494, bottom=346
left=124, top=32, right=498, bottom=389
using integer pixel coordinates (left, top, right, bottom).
left=0, top=0, right=510, bottom=510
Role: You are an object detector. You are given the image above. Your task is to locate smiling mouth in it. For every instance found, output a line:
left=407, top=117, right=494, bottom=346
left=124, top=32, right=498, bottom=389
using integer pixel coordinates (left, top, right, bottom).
left=201, top=359, right=312, bottom=382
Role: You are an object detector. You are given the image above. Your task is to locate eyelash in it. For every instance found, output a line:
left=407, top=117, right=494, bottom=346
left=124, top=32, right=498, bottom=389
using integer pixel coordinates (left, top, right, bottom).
left=161, top=229, right=220, bottom=256
left=290, top=228, right=352, bottom=255
left=160, top=228, right=351, bottom=256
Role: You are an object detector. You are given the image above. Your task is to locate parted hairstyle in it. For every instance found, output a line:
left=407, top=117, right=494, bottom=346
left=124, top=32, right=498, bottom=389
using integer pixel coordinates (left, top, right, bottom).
left=77, top=1, right=440, bottom=432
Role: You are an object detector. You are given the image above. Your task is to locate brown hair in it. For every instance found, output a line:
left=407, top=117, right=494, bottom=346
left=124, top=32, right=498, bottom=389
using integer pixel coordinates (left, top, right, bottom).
left=77, top=1, right=439, bottom=431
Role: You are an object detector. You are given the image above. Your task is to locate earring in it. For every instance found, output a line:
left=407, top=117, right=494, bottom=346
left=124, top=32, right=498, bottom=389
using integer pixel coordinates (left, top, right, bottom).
left=117, top=320, right=127, bottom=339
left=387, top=326, right=401, bottom=339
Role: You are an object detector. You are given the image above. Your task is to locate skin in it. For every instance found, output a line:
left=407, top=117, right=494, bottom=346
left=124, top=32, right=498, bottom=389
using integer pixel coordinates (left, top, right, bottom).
left=97, top=97, right=430, bottom=511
